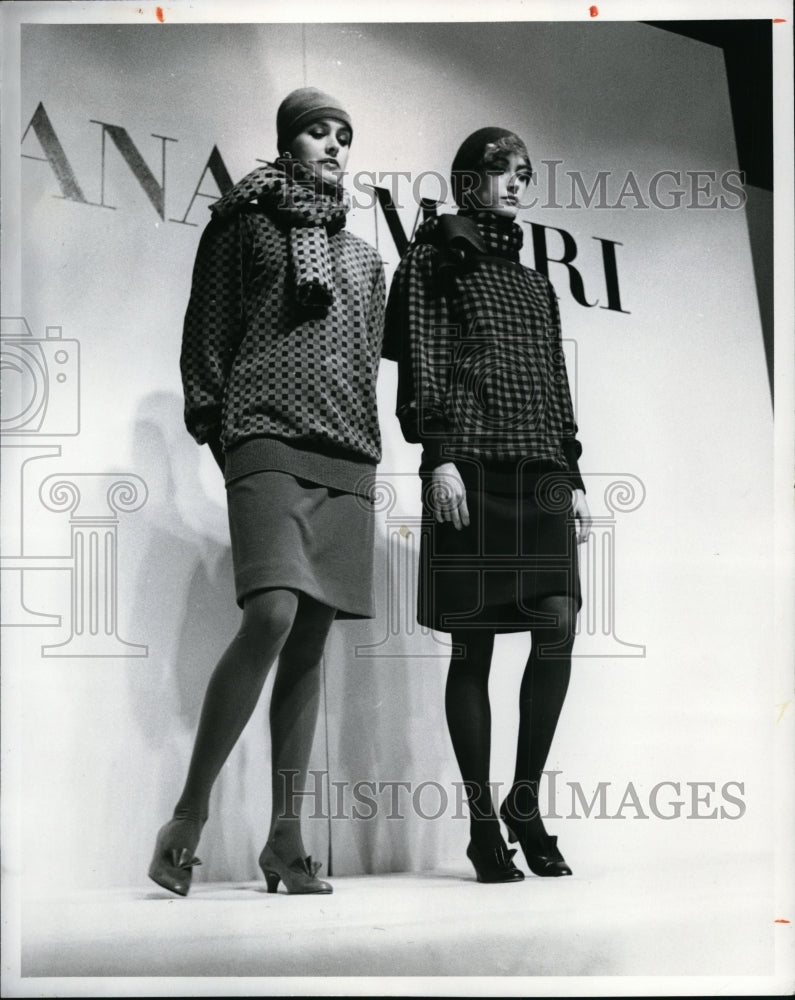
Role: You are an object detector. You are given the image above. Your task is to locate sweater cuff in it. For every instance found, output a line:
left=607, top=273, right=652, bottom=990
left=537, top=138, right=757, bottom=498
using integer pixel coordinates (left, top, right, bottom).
left=419, top=414, right=449, bottom=469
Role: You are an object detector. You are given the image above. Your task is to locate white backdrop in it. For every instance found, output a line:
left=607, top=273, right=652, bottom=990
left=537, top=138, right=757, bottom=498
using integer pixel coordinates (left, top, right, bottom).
left=2, top=14, right=778, bottom=943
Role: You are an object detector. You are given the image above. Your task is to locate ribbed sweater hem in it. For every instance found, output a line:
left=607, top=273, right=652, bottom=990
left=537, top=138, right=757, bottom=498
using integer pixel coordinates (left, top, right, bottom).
left=224, top=436, right=376, bottom=496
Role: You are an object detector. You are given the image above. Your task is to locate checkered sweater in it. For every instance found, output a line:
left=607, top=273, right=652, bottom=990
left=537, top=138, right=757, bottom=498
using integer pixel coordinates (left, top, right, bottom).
left=180, top=191, right=386, bottom=463
left=384, top=213, right=584, bottom=488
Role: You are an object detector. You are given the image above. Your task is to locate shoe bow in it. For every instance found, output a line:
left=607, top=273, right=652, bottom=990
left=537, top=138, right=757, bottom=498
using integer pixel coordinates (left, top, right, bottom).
left=169, top=848, right=202, bottom=870
left=291, top=855, right=323, bottom=878
left=494, top=844, right=518, bottom=867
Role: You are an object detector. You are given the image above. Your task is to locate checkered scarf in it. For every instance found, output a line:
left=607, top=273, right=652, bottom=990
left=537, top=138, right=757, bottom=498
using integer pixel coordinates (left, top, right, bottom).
left=415, top=210, right=524, bottom=261
left=211, top=158, right=349, bottom=313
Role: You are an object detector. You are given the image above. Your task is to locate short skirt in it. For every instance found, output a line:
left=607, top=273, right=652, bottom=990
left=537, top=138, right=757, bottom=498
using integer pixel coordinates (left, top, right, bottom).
left=418, top=459, right=581, bottom=633
left=226, top=471, right=375, bottom=618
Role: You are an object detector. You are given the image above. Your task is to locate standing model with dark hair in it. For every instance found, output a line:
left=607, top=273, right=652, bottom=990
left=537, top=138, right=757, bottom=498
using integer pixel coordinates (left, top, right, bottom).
left=149, top=88, right=386, bottom=897
left=384, top=126, right=592, bottom=883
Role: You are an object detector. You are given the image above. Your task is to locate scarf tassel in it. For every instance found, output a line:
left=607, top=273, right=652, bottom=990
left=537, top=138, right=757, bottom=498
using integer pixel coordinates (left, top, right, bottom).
left=289, top=225, right=335, bottom=312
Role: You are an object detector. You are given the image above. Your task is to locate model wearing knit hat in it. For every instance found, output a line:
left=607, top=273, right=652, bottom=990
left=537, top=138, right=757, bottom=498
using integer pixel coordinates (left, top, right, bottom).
left=277, top=87, right=353, bottom=153
left=150, top=83, right=385, bottom=901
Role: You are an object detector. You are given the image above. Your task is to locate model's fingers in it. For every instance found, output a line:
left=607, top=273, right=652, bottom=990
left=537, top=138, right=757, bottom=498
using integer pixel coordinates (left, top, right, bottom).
left=460, top=492, right=470, bottom=527
left=450, top=501, right=462, bottom=530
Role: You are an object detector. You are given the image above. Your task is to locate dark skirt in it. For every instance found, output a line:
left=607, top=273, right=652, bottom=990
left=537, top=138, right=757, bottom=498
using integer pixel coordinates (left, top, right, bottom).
left=418, top=459, right=581, bottom=633
left=226, top=471, right=375, bottom=618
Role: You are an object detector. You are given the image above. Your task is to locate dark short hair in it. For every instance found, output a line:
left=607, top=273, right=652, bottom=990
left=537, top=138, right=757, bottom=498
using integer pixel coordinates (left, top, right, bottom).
left=480, top=134, right=532, bottom=175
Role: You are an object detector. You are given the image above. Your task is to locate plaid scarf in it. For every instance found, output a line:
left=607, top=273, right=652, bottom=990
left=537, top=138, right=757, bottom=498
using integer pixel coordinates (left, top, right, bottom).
left=415, top=210, right=524, bottom=261
left=463, top=210, right=524, bottom=260
left=211, top=158, right=349, bottom=312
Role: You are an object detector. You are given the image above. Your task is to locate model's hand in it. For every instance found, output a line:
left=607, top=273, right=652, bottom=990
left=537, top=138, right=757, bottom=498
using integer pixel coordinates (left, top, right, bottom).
left=431, top=462, right=470, bottom=531
left=572, top=489, right=592, bottom=544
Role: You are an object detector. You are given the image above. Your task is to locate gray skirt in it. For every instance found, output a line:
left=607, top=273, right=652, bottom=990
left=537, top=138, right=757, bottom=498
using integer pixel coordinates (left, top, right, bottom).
left=226, top=471, right=375, bottom=618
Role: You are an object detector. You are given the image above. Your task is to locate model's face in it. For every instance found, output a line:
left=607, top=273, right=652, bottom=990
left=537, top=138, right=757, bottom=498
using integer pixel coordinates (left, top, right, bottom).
left=287, top=118, right=351, bottom=184
left=468, top=150, right=532, bottom=218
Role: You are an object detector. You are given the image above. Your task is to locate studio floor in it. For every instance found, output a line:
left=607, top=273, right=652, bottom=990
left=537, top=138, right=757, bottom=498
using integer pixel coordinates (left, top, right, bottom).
left=10, top=850, right=788, bottom=996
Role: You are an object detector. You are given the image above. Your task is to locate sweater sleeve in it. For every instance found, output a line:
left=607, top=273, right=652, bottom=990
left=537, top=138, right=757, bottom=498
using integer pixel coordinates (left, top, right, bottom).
left=546, top=282, right=586, bottom=493
left=368, top=256, right=386, bottom=352
left=180, top=212, right=247, bottom=445
left=384, top=244, right=452, bottom=466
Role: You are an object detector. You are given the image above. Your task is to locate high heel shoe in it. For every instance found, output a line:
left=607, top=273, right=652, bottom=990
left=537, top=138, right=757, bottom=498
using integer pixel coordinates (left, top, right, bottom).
left=465, top=840, right=525, bottom=883
left=258, top=843, right=332, bottom=895
left=148, top=817, right=203, bottom=896
left=499, top=803, right=573, bottom=877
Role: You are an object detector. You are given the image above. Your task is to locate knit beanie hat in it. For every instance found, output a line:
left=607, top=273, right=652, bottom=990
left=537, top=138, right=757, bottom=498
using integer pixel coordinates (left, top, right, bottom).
left=450, top=126, right=520, bottom=207
left=277, top=87, right=353, bottom=153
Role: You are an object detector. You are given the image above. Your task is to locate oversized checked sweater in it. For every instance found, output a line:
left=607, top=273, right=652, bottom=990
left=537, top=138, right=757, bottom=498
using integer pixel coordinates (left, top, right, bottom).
left=180, top=161, right=386, bottom=492
left=383, top=211, right=584, bottom=490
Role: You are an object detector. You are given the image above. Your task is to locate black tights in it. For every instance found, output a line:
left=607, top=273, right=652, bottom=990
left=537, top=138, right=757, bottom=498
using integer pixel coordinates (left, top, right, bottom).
left=173, top=588, right=335, bottom=861
left=447, top=596, right=576, bottom=847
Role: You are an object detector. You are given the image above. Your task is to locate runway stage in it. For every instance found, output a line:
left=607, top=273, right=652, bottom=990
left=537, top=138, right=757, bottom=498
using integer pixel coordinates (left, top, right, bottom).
left=15, top=850, right=782, bottom=994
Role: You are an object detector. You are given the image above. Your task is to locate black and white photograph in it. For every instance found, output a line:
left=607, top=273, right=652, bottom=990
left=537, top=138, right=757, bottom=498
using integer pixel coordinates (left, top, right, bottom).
left=1, top=0, right=793, bottom=996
